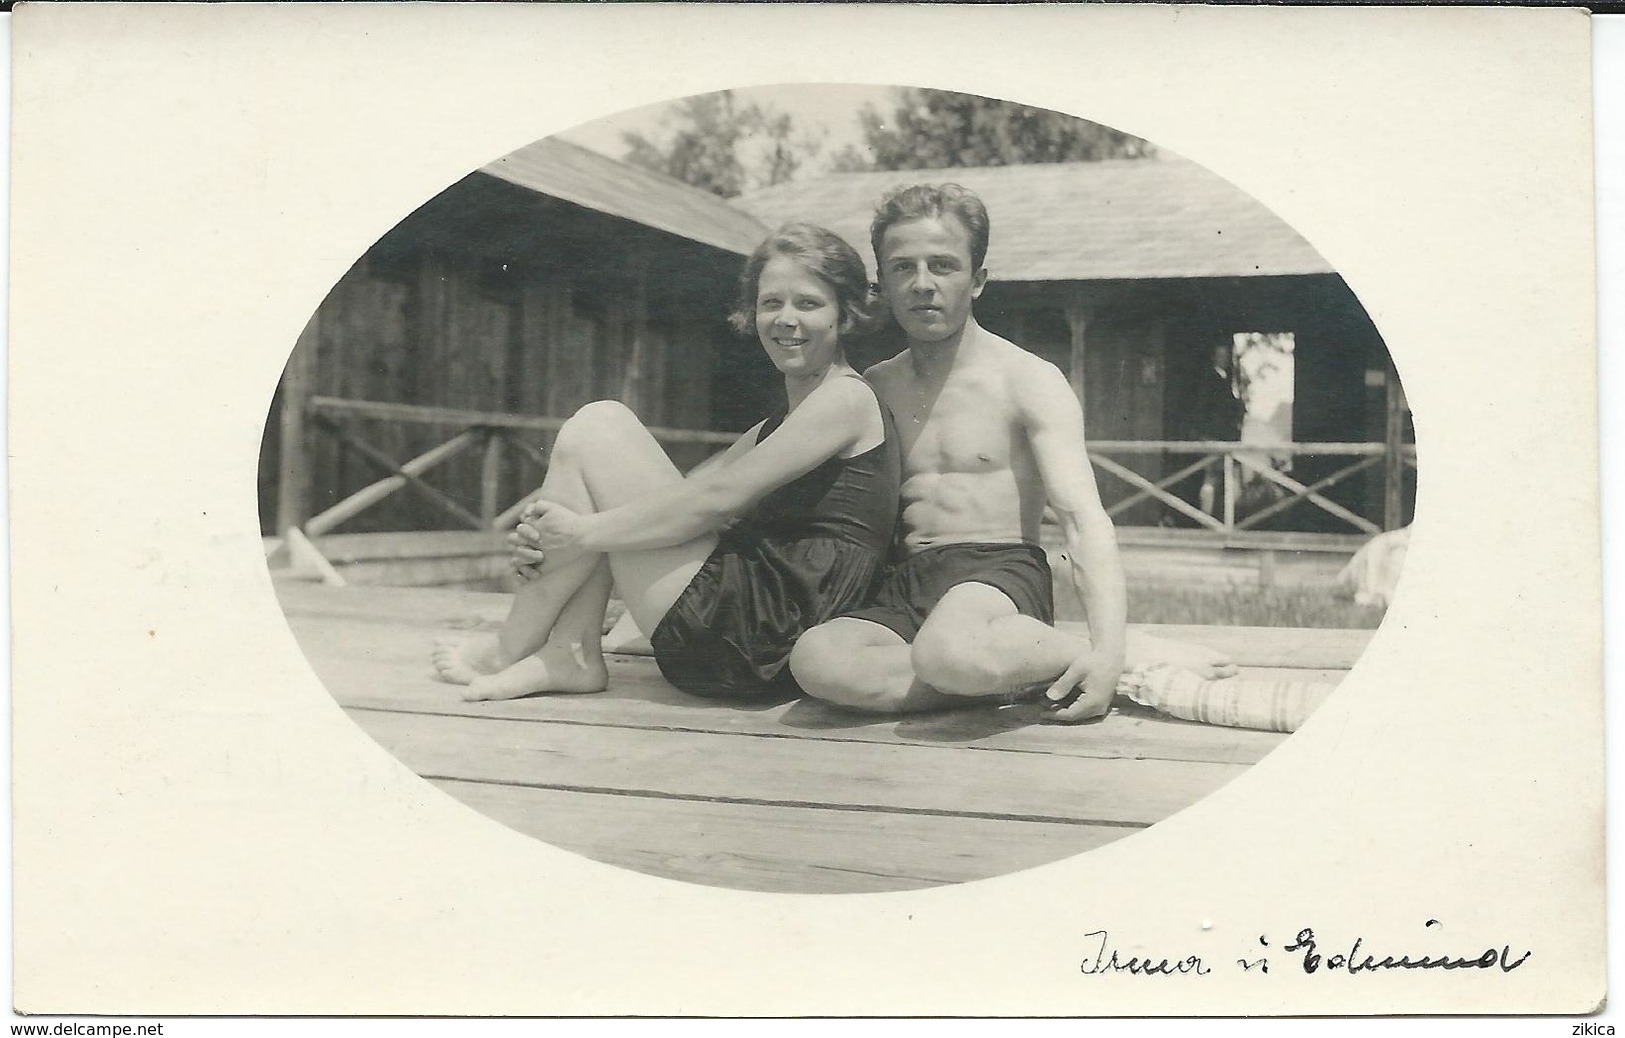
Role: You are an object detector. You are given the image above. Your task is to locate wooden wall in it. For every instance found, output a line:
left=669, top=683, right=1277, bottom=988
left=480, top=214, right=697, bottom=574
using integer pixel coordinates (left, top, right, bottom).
left=980, top=274, right=1412, bottom=531
left=260, top=200, right=1413, bottom=538
left=259, top=227, right=745, bottom=534
left=982, top=283, right=1168, bottom=525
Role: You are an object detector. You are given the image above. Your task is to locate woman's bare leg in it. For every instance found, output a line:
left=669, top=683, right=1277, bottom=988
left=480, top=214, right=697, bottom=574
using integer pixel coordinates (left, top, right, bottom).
left=463, top=559, right=613, bottom=701
left=432, top=401, right=717, bottom=697
left=518, top=402, right=720, bottom=639
left=431, top=427, right=608, bottom=684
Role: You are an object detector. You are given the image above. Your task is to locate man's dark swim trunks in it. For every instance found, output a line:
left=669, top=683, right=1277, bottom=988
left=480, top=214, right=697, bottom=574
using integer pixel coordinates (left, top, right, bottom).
left=840, top=541, right=1054, bottom=643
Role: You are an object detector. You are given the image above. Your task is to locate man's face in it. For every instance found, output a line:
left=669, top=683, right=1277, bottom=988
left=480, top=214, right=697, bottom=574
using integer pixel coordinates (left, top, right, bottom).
left=877, top=215, right=987, bottom=344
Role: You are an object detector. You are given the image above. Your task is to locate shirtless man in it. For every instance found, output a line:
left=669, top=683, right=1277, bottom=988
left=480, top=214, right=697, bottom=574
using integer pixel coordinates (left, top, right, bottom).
left=789, top=183, right=1232, bottom=722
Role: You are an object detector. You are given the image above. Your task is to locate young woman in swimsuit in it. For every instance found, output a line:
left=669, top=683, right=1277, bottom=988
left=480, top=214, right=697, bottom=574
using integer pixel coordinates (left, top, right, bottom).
left=432, top=223, right=900, bottom=701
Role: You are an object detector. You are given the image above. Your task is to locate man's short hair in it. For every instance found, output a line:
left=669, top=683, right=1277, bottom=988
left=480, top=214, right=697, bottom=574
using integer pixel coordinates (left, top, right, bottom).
left=870, top=183, right=991, bottom=270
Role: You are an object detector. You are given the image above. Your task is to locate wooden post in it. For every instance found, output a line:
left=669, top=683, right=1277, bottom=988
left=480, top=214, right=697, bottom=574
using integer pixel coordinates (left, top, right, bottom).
left=621, top=247, right=650, bottom=415
left=1382, top=357, right=1407, bottom=530
left=515, top=283, right=551, bottom=418
left=480, top=428, right=504, bottom=523
left=275, top=314, right=320, bottom=535
left=1223, top=453, right=1237, bottom=532
left=545, top=281, right=584, bottom=416
left=284, top=526, right=347, bottom=587
left=1063, top=296, right=1088, bottom=425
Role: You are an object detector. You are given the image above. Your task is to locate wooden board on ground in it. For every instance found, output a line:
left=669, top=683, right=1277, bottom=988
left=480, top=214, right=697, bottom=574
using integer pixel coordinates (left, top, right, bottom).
left=276, top=582, right=1361, bottom=892
left=435, top=779, right=1136, bottom=894
left=351, top=708, right=1251, bottom=825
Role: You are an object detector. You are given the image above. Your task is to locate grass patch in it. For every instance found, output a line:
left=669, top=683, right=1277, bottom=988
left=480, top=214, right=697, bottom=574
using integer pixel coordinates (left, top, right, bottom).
left=1120, top=583, right=1386, bottom=629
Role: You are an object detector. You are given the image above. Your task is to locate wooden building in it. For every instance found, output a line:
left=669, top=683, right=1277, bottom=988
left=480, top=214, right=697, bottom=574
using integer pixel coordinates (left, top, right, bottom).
left=265, top=145, right=1413, bottom=541
left=738, top=158, right=1414, bottom=531
left=260, top=138, right=772, bottom=534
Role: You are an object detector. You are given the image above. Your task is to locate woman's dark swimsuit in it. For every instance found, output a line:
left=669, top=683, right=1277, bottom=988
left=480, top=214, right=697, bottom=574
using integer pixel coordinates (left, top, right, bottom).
left=649, top=380, right=900, bottom=697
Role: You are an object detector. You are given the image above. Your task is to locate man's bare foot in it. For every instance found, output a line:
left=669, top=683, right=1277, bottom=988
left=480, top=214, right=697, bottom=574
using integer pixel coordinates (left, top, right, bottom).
left=1127, top=631, right=1239, bottom=680
left=463, top=640, right=609, bottom=702
left=431, top=634, right=505, bottom=685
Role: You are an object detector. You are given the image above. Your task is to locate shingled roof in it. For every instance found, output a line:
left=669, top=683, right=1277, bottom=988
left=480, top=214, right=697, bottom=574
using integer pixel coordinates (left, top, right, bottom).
left=482, top=137, right=768, bottom=256
left=736, top=157, right=1333, bottom=282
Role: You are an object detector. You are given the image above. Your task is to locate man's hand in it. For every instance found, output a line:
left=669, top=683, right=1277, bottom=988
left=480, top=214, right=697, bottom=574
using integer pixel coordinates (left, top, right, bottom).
left=1043, top=649, right=1125, bottom=724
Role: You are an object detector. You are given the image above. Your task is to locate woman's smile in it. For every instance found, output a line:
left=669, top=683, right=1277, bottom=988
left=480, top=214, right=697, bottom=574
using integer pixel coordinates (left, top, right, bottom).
left=754, top=254, right=842, bottom=375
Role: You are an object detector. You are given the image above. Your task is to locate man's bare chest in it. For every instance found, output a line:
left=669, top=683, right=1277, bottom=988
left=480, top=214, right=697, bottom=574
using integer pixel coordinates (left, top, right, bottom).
left=886, top=378, right=1018, bottom=476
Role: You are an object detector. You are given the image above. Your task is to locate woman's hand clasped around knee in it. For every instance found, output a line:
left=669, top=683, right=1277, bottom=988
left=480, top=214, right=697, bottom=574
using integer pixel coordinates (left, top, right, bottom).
left=506, top=526, right=546, bottom=581
left=519, top=499, right=587, bottom=549
left=509, top=499, right=590, bottom=574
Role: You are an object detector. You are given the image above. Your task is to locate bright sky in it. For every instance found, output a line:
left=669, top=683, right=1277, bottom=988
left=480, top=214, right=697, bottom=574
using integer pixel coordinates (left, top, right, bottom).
left=558, top=83, right=902, bottom=175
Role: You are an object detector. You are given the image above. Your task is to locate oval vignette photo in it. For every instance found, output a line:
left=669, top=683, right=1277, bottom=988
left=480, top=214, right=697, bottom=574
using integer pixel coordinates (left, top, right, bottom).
left=258, top=85, right=1417, bottom=894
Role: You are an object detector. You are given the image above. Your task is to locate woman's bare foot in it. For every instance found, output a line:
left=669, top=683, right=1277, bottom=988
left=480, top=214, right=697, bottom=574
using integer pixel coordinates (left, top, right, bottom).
left=1126, top=631, right=1239, bottom=680
left=431, top=634, right=505, bottom=685
left=463, top=640, right=609, bottom=702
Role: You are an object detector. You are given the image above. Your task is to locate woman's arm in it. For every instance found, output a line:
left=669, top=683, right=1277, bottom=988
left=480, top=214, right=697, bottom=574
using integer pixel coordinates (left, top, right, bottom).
left=680, top=419, right=764, bottom=481
left=510, top=421, right=765, bottom=573
left=525, top=380, right=879, bottom=554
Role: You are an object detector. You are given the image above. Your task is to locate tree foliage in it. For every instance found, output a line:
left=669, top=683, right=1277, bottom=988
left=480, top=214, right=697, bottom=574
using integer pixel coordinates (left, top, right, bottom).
left=621, top=91, right=820, bottom=198
left=832, top=89, right=1153, bottom=172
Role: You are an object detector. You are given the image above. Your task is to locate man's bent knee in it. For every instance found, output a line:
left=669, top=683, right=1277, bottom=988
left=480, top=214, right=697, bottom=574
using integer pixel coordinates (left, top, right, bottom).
left=911, top=629, right=1003, bottom=697
left=911, top=585, right=1022, bottom=696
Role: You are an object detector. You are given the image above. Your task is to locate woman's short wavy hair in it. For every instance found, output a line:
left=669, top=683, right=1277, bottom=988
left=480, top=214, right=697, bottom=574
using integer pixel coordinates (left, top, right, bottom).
left=729, top=223, right=878, bottom=339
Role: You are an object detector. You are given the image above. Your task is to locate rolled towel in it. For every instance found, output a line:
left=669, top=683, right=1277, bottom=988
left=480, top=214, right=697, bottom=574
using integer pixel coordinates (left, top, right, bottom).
left=1117, top=664, right=1335, bottom=733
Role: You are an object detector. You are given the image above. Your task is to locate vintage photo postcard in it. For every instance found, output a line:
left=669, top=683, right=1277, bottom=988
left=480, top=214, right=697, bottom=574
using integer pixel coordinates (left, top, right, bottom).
left=9, top=2, right=1603, bottom=1019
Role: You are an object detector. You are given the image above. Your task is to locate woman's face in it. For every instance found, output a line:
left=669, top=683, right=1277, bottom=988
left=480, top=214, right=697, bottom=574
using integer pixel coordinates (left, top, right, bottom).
left=754, top=254, right=843, bottom=378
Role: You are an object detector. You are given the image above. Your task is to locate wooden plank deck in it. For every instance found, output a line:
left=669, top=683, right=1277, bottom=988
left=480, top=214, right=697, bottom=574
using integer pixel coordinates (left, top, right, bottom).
left=276, top=582, right=1368, bottom=894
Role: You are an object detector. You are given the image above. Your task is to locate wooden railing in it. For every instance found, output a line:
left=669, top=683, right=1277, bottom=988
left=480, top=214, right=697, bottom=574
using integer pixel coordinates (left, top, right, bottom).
left=274, top=396, right=1416, bottom=565
left=277, top=396, right=737, bottom=546
left=1089, top=439, right=1417, bottom=535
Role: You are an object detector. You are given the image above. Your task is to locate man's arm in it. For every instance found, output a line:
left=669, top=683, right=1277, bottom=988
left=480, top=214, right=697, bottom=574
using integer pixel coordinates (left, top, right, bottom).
left=1015, top=359, right=1129, bottom=720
